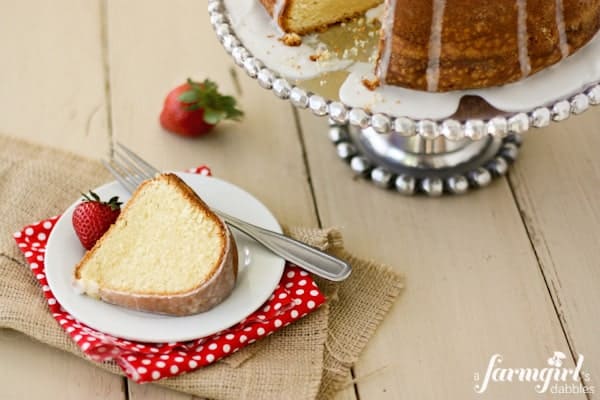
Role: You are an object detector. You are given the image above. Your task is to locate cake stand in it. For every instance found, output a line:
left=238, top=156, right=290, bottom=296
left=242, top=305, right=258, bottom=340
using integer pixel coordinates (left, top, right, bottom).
left=208, top=0, right=600, bottom=196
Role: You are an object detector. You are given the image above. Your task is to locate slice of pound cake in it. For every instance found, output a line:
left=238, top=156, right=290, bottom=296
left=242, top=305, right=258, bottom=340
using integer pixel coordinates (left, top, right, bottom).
left=74, top=173, right=238, bottom=316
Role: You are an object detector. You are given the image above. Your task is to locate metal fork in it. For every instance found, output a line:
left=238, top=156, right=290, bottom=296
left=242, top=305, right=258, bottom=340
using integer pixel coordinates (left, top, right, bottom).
left=102, top=142, right=351, bottom=282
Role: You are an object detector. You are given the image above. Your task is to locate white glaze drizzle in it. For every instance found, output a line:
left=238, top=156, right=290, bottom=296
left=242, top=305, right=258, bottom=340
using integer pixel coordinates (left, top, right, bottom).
left=377, top=0, right=398, bottom=83
left=516, top=0, right=532, bottom=78
left=555, top=0, right=570, bottom=58
left=425, top=0, right=447, bottom=91
left=273, top=0, right=286, bottom=32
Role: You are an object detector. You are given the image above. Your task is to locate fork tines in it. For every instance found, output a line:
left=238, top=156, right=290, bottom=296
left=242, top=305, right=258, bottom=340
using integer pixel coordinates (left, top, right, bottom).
left=103, top=143, right=162, bottom=193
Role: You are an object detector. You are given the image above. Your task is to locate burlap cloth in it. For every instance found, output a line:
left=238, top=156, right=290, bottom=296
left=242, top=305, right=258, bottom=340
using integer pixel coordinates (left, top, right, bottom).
left=0, top=135, right=403, bottom=400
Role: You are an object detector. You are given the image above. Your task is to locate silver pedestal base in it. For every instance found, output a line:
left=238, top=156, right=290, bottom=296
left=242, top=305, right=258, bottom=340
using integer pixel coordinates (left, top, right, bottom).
left=329, top=124, right=521, bottom=196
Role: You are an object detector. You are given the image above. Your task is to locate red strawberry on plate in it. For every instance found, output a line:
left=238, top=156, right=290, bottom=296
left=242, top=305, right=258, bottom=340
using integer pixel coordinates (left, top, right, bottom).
left=160, top=78, right=243, bottom=137
left=72, top=191, right=122, bottom=250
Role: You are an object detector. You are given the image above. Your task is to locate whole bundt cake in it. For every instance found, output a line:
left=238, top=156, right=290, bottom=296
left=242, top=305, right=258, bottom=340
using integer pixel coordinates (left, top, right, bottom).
left=259, top=0, right=600, bottom=92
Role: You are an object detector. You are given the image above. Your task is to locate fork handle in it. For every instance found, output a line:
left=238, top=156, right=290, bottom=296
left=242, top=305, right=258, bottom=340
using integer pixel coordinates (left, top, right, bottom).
left=218, top=213, right=351, bottom=282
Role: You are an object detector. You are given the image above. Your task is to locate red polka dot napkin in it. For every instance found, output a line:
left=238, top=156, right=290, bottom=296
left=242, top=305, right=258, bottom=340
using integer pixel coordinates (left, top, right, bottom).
left=12, top=166, right=326, bottom=383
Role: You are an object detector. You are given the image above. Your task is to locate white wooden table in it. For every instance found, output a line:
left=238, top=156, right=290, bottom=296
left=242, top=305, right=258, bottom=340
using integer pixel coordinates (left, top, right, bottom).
left=1, top=1, right=599, bottom=399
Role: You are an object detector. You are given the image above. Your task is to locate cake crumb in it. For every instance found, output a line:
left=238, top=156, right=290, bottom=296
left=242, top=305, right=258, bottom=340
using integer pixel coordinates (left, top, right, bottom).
left=342, top=46, right=360, bottom=59
left=368, top=53, right=377, bottom=63
left=362, top=77, right=380, bottom=91
left=280, top=33, right=302, bottom=47
left=309, top=49, right=332, bottom=62
left=309, top=43, right=332, bottom=62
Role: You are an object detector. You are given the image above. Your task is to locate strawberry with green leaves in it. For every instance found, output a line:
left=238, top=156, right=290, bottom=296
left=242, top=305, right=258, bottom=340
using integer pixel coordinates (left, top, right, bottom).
left=160, top=78, right=243, bottom=137
left=72, top=191, right=122, bottom=250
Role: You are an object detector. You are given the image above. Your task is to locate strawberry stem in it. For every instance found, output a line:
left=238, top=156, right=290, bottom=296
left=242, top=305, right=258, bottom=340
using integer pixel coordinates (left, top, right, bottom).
left=178, top=78, right=244, bottom=125
left=81, top=191, right=122, bottom=211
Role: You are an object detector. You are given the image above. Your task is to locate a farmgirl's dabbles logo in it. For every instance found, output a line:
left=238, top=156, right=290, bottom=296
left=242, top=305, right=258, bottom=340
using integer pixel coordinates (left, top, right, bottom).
left=473, top=352, right=594, bottom=395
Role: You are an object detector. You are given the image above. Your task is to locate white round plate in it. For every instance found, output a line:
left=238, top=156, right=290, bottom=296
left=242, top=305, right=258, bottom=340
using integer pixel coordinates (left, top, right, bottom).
left=45, top=173, right=284, bottom=343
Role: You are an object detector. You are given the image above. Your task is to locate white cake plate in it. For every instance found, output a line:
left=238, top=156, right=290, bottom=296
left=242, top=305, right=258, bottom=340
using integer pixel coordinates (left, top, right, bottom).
left=208, top=0, right=600, bottom=195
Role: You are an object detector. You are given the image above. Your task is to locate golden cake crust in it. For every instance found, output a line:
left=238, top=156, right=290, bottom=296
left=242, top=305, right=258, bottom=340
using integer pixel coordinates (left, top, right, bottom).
left=378, top=0, right=600, bottom=91
left=259, top=0, right=382, bottom=35
left=74, top=173, right=238, bottom=316
left=259, top=0, right=600, bottom=91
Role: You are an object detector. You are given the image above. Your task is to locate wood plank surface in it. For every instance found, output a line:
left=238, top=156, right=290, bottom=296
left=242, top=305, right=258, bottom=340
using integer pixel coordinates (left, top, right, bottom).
left=0, top=1, right=123, bottom=398
left=127, top=383, right=196, bottom=400
left=104, top=1, right=329, bottom=398
left=297, top=112, right=586, bottom=399
left=333, top=371, right=361, bottom=400
left=0, top=0, right=110, bottom=157
left=0, top=326, right=124, bottom=399
left=509, top=109, right=600, bottom=394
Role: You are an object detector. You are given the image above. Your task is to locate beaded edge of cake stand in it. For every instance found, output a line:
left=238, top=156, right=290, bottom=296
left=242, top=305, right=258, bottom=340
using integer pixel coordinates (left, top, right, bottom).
left=328, top=123, right=522, bottom=196
left=208, top=0, right=600, bottom=139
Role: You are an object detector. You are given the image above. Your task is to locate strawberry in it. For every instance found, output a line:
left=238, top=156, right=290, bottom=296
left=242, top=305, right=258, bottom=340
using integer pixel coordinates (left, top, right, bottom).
left=159, top=78, right=243, bottom=137
left=72, top=191, right=122, bottom=250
